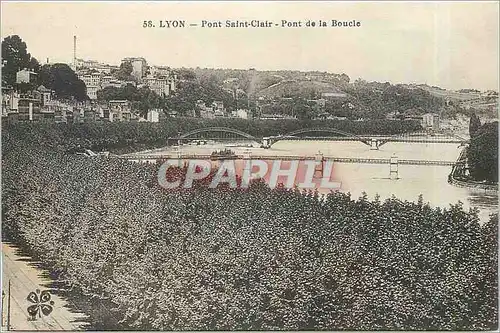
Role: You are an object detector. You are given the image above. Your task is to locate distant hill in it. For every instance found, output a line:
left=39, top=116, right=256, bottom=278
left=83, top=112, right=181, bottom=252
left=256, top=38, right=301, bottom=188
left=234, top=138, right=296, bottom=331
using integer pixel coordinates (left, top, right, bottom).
left=255, top=79, right=346, bottom=99
left=172, top=67, right=499, bottom=119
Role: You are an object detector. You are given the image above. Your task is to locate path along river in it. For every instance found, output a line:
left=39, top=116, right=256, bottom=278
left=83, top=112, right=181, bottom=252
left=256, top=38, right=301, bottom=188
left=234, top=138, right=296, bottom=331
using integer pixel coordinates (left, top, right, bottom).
left=132, top=139, right=498, bottom=224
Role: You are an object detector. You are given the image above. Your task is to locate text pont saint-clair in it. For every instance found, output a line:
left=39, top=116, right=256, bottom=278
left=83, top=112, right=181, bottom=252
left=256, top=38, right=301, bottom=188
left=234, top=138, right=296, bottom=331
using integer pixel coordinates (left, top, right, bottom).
left=146, top=19, right=361, bottom=28
left=201, top=20, right=361, bottom=28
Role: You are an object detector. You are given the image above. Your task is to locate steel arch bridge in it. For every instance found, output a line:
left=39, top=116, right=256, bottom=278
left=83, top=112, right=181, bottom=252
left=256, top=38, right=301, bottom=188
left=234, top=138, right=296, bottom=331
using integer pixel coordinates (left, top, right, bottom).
left=168, top=127, right=262, bottom=144
left=168, top=127, right=469, bottom=149
left=384, top=130, right=469, bottom=146
left=263, top=127, right=372, bottom=147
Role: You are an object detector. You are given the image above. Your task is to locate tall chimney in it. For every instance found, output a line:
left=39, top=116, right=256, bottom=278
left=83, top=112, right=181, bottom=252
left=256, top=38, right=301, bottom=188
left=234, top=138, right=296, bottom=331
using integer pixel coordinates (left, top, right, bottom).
left=73, top=35, right=77, bottom=66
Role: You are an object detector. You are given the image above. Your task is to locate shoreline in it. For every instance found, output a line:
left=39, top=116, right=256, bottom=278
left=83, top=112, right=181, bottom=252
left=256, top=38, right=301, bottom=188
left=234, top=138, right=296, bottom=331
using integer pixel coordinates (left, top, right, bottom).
left=448, top=147, right=498, bottom=193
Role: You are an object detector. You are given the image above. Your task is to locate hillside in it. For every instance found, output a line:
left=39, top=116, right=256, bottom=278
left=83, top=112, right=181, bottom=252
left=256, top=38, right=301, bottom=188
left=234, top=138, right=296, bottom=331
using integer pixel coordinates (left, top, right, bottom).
left=255, top=79, right=345, bottom=99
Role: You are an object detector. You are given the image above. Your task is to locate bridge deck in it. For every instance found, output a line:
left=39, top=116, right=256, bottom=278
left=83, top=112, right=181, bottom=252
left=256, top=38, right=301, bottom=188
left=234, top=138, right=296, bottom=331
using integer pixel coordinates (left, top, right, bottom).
left=116, top=154, right=463, bottom=166
left=169, top=136, right=467, bottom=144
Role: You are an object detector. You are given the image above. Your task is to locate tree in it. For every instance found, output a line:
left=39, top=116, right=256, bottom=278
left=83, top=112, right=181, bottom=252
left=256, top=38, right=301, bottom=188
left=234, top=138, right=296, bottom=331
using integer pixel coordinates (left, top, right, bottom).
left=467, top=122, right=498, bottom=182
left=115, top=61, right=135, bottom=82
left=97, top=84, right=161, bottom=117
left=133, top=86, right=161, bottom=117
left=38, top=64, right=88, bottom=101
left=469, top=113, right=481, bottom=138
left=1, top=35, right=40, bottom=87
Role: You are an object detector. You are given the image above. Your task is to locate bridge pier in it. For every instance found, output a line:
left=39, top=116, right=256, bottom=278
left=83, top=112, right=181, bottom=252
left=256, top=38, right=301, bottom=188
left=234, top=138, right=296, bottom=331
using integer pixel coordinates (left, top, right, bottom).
left=314, top=153, right=324, bottom=178
left=261, top=137, right=271, bottom=149
left=389, top=155, right=399, bottom=180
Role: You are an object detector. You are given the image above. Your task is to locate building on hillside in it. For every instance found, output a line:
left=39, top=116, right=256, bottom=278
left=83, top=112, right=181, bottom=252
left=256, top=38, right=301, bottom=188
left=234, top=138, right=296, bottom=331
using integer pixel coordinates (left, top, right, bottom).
left=307, top=98, right=326, bottom=108
left=78, top=72, right=102, bottom=100
left=86, top=86, right=100, bottom=100
left=16, top=69, right=37, bottom=84
left=231, top=109, right=249, bottom=119
left=2, top=89, right=19, bottom=114
left=75, top=58, right=116, bottom=74
left=122, top=57, right=148, bottom=81
left=421, top=113, right=440, bottom=131
left=2, top=88, right=16, bottom=118
left=212, top=101, right=224, bottom=113
left=149, top=66, right=171, bottom=77
left=37, top=85, right=53, bottom=106
left=168, top=76, right=177, bottom=92
left=71, top=107, right=84, bottom=123
left=101, top=76, right=114, bottom=87
left=260, top=113, right=297, bottom=120
left=108, top=100, right=132, bottom=121
left=83, top=107, right=100, bottom=122
left=16, top=93, right=42, bottom=121
left=166, top=110, right=178, bottom=118
left=147, top=109, right=160, bottom=122
left=53, top=105, right=66, bottom=123
left=321, top=92, right=347, bottom=99
left=102, top=79, right=125, bottom=89
left=195, top=100, right=213, bottom=118
left=144, top=77, right=170, bottom=97
left=147, top=66, right=177, bottom=92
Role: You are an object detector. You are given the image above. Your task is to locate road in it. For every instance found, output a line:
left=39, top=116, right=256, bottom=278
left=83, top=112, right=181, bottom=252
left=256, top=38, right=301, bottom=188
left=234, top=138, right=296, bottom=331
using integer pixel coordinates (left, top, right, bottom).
left=1, top=242, right=88, bottom=331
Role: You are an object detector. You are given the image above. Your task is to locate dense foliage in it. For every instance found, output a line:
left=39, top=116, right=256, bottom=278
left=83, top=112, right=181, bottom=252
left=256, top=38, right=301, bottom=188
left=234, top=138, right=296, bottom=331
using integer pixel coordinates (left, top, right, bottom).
left=2, top=35, right=87, bottom=100
left=1, top=119, right=421, bottom=153
left=169, top=69, right=447, bottom=119
left=469, top=113, right=482, bottom=138
left=1, top=35, right=40, bottom=88
left=344, top=81, right=446, bottom=119
left=113, top=61, right=135, bottom=82
left=38, top=63, right=88, bottom=101
left=97, top=84, right=161, bottom=117
left=467, top=121, right=498, bottom=182
left=165, top=76, right=238, bottom=115
left=2, top=141, right=498, bottom=330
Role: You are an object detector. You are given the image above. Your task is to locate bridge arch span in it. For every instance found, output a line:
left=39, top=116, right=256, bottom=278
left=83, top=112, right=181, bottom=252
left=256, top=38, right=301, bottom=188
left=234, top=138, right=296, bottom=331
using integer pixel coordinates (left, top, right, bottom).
left=264, top=127, right=371, bottom=147
left=169, top=127, right=261, bottom=143
left=285, top=127, right=363, bottom=138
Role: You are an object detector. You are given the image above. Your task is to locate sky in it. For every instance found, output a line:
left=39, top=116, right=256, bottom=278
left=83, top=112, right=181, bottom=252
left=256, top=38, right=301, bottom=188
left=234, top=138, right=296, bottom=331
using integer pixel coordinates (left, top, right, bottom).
left=1, top=1, right=499, bottom=91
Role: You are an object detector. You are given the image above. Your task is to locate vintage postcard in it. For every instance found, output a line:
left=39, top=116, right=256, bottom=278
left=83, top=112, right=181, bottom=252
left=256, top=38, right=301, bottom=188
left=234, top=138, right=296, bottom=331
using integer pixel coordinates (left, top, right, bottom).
left=1, top=1, right=498, bottom=331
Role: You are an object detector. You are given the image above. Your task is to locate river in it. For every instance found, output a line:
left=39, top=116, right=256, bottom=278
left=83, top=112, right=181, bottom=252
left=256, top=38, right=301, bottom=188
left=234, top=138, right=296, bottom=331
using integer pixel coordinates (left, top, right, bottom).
left=133, top=139, right=498, bottom=224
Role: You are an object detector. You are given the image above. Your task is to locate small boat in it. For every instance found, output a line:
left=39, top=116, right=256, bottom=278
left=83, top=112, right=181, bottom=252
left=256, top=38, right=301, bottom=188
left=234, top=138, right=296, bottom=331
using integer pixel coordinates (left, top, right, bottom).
left=210, top=149, right=237, bottom=160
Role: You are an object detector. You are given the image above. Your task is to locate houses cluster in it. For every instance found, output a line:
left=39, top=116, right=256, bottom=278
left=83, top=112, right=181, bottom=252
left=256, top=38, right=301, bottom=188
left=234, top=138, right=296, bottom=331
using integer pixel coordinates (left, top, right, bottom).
left=195, top=99, right=250, bottom=119
left=1, top=83, right=162, bottom=124
left=386, top=110, right=441, bottom=131
left=2, top=56, right=181, bottom=124
left=76, top=57, right=177, bottom=100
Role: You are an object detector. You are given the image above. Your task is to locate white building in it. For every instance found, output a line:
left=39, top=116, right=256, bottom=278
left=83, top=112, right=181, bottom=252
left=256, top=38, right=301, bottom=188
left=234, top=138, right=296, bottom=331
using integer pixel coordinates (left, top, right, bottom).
left=212, top=101, right=224, bottom=113
left=149, top=66, right=171, bottom=77
left=321, top=92, right=347, bottom=99
left=147, top=109, right=160, bottom=122
left=144, top=77, right=170, bottom=97
left=421, top=113, right=440, bottom=131
left=108, top=100, right=132, bottom=121
left=37, top=85, right=53, bottom=105
left=232, top=109, right=249, bottom=119
left=78, top=72, right=102, bottom=100
left=16, top=69, right=37, bottom=84
left=168, top=76, right=177, bottom=92
left=75, top=58, right=117, bottom=74
left=122, top=57, right=148, bottom=81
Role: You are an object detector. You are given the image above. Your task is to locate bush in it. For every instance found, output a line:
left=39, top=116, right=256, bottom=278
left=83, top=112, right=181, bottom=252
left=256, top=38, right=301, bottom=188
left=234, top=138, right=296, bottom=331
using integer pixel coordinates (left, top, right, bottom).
left=2, top=143, right=497, bottom=330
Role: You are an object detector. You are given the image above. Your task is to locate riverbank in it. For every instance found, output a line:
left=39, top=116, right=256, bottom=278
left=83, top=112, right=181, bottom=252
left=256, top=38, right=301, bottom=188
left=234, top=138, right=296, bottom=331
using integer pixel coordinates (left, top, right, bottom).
left=448, top=147, right=498, bottom=193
